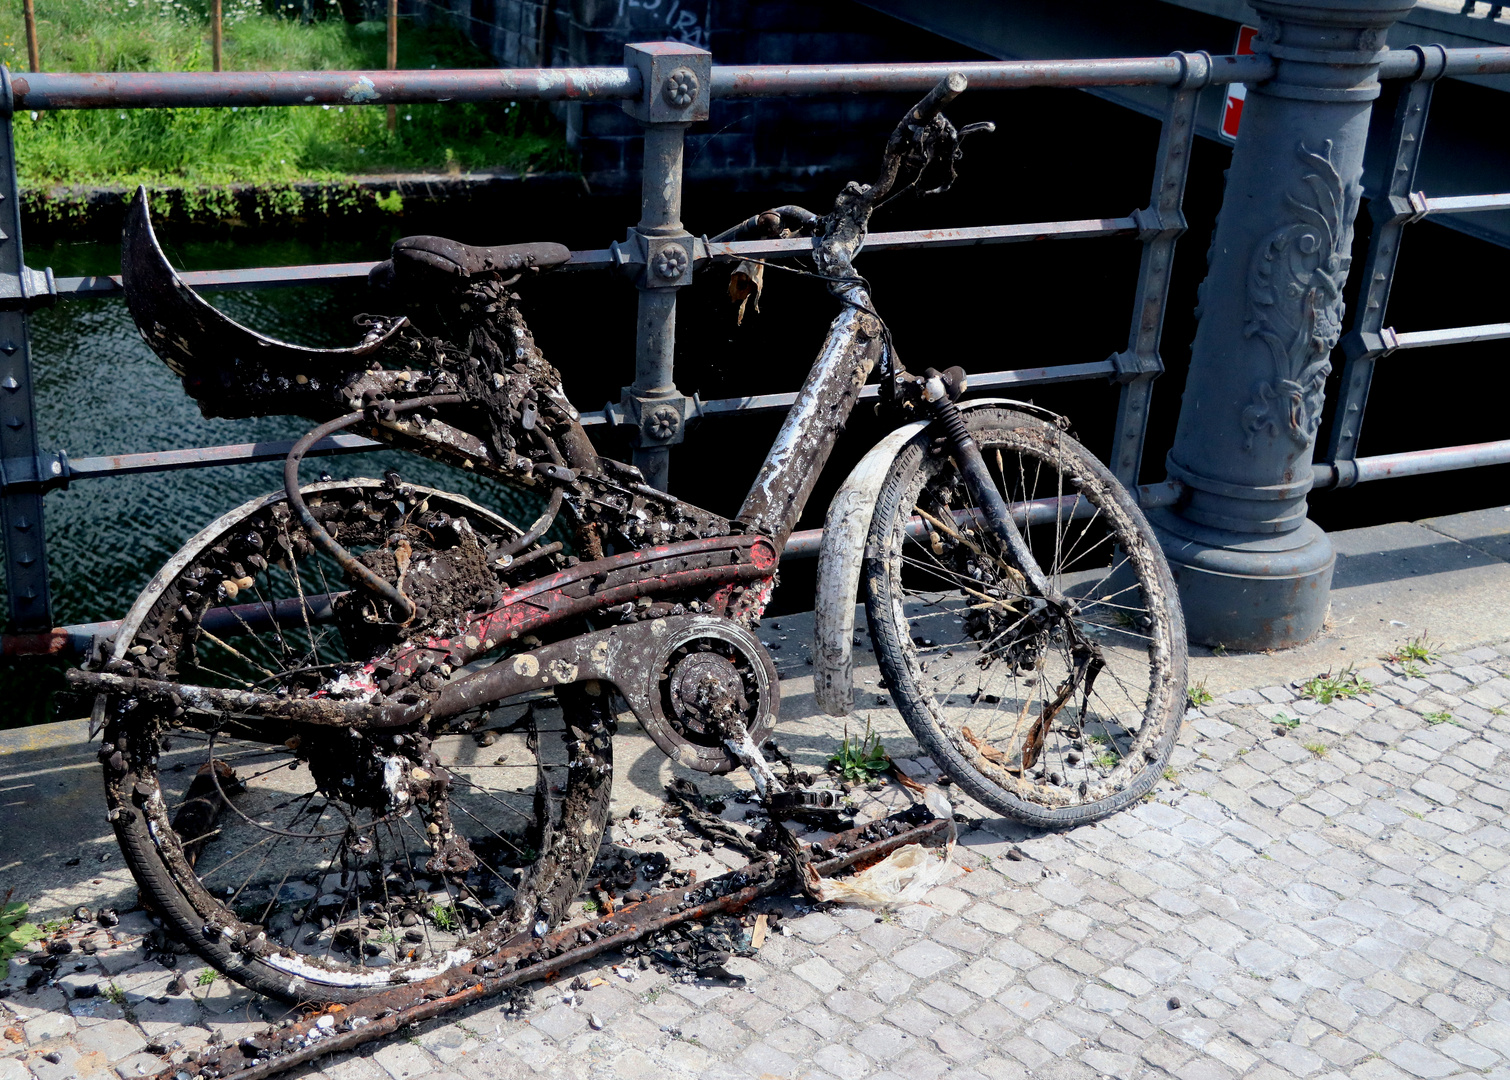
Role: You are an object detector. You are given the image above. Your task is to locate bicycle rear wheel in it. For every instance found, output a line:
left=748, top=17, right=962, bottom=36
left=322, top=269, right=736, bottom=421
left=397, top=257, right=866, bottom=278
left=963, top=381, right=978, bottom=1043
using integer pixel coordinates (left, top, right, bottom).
left=864, top=407, right=1187, bottom=828
left=97, top=479, right=612, bottom=1002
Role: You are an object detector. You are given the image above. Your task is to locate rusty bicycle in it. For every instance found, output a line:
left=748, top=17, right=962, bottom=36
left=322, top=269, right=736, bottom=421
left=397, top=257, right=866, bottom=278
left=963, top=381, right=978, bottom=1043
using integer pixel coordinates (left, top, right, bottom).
left=68, top=74, right=1187, bottom=1002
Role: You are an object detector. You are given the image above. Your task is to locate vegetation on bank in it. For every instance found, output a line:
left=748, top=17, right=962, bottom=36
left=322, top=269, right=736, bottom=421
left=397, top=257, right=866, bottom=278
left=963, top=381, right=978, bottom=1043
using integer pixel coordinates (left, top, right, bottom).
left=0, top=0, right=573, bottom=219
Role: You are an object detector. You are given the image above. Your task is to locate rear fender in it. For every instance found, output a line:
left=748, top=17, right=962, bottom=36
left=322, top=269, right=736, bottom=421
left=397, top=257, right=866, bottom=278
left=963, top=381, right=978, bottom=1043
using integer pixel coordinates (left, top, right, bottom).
left=812, top=397, right=1057, bottom=716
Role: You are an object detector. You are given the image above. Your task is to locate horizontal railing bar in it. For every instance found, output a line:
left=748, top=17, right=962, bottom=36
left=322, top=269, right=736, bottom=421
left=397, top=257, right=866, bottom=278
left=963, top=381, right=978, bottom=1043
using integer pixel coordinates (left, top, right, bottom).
left=1387, top=322, right=1510, bottom=349
left=16, top=478, right=1184, bottom=654
left=579, top=363, right=1118, bottom=426
left=53, top=219, right=1137, bottom=299
left=60, top=364, right=1116, bottom=480
left=14, top=46, right=1510, bottom=113
left=11, top=67, right=642, bottom=110
left=710, top=55, right=1274, bottom=96
left=1378, top=46, right=1510, bottom=79
left=66, top=433, right=380, bottom=480
left=1316, top=438, right=1510, bottom=487
left=1421, top=193, right=1510, bottom=215
left=17, top=46, right=1510, bottom=116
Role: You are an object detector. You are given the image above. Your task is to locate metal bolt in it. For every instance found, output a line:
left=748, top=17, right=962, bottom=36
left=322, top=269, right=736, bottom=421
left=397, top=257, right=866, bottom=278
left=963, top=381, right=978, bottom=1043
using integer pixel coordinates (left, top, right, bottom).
left=645, top=405, right=681, bottom=441
left=662, top=68, right=699, bottom=108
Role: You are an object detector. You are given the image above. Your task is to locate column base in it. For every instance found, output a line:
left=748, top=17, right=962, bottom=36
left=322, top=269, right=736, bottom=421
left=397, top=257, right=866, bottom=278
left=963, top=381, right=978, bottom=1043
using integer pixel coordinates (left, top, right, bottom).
left=1149, top=510, right=1335, bottom=652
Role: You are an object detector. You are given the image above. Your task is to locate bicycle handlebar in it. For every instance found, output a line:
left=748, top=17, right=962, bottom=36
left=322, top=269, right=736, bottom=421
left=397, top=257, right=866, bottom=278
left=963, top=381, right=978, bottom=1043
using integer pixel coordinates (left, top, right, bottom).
left=865, top=73, right=968, bottom=209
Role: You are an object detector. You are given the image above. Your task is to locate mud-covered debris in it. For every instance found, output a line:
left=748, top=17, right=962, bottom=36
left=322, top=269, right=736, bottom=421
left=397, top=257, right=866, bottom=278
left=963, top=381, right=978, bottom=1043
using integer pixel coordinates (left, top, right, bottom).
left=618, top=912, right=759, bottom=985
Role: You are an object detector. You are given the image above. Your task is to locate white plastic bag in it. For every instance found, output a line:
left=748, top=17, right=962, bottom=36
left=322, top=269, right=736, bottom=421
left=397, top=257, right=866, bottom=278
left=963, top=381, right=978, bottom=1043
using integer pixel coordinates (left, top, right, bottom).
left=804, top=789, right=956, bottom=907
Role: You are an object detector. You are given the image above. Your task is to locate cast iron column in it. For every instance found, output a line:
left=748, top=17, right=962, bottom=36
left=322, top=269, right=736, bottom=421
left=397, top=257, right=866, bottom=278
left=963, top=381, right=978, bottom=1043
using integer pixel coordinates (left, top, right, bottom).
left=1150, top=0, right=1412, bottom=650
left=620, top=42, right=709, bottom=491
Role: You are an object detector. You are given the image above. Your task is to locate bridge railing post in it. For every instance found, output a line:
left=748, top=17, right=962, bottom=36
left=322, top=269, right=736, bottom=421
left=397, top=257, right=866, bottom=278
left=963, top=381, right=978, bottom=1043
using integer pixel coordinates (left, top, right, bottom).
left=0, top=66, right=59, bottom=633
left=1150, top=0, right=1414, bottom=651
left=1107, top=51, right=1209, bottom=491
left=619, top=41, right=710, bottom=492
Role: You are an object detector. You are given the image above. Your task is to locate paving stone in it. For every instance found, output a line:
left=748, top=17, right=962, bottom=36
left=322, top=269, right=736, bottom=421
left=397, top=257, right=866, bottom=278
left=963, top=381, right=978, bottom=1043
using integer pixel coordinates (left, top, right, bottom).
left=73, top=1021, right=146, bottom=1064
left=371, top=1042, right=435, bottom=1080
left=890, top=943, right=960, bottom=980
left=1382, top=1040, right=1461, bottom=1078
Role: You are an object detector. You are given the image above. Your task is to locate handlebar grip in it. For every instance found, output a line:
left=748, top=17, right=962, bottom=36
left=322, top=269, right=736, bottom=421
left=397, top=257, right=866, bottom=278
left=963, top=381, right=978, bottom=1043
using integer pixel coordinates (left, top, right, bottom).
left=907, top=73, right=968, bottom=127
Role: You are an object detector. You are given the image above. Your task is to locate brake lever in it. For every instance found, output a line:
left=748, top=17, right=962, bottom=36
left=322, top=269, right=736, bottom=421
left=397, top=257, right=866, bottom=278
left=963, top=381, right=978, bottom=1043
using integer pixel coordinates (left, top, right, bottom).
left=918, top=118, right=997, bottom=197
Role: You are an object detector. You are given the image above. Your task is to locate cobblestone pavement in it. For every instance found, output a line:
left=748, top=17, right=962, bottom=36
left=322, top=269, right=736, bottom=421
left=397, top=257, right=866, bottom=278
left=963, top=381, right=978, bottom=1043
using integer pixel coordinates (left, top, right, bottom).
left=4, top=642, right=1510, bottom=1080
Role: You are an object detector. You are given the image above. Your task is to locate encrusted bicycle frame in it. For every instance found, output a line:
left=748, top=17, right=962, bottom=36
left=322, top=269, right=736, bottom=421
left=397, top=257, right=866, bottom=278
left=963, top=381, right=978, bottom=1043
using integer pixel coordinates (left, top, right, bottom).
left=68, top=77, right=1158, bottom=995
left=79, top=75, right=1010, bottom=770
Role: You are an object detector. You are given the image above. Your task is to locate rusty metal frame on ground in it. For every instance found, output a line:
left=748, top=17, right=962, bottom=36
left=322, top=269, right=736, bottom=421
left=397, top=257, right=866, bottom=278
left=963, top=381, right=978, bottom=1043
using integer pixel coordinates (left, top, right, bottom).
left=144, top=809, right=952, bottom=1080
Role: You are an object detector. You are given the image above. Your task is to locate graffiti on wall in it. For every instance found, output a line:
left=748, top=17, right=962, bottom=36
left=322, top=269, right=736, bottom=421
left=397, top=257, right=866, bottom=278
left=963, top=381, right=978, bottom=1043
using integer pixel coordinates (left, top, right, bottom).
left=616, top=0, right=711, bottom=47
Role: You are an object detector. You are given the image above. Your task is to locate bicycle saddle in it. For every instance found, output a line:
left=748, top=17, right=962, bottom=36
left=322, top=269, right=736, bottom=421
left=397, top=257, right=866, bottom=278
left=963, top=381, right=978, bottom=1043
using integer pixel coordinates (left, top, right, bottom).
left=370, top=235, right=571, bottom=291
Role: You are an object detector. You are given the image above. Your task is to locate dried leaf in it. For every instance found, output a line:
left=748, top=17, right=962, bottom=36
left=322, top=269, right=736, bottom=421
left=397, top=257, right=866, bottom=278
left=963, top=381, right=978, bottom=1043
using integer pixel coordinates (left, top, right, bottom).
left=727, top=260, right=765, bottom=325
left=889, top=764, right=927, bottom=795
left=961, top=725, right=1013, bottom=766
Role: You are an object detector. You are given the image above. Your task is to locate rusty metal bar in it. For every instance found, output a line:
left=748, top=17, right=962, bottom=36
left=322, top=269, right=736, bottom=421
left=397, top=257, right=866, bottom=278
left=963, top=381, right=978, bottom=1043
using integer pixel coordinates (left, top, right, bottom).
left=1107, top=67, right=1203, bottom=490
left=1328, top=69, right=1440, bottom=479
left=710, top=55, right=1275, bottom=96
left=44, top=362, right=1109, bottom=489
left=1314, top=438, right=1510, bottom=487
left=12, top=47, right=1510, bottom=114
left=64, top=433, right=379, bottom=481
left=11, top=66, right=642, bottom=110
left=1385, top=322, right=1510, bottom=349
left=1417, top=192, right=1510, bottom=215
left=53, top=218, right=1136, bottom=299
left=588, top=362, right=1116, bottom=426
left=1378, top=46, right=1510, bottom=80
left=143, top=811, right=951, bottom=1080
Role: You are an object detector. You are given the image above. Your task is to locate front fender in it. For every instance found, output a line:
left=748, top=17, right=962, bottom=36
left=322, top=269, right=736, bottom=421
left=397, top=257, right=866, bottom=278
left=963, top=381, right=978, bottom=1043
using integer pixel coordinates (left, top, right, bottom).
left=812, top=397, right=1054, bottom=716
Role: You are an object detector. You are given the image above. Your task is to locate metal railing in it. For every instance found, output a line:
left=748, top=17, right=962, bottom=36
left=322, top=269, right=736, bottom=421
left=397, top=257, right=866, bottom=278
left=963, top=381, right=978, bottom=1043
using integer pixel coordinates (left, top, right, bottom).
left=1320, top=46, right=1510, bottom=490
left=0, top=42, right=1508, bottom=641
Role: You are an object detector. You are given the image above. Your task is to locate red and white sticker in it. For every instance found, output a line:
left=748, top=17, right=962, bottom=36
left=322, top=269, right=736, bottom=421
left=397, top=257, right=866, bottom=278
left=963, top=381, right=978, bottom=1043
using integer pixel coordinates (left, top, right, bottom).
left=1220, top=24, right=1259, bottom=142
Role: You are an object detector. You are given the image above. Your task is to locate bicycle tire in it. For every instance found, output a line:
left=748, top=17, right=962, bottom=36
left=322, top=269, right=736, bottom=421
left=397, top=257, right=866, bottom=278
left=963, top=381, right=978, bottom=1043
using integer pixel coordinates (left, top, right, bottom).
left=97, top=479, right=611, bottom=1002
left=864, top=407, right=1187, bottom=828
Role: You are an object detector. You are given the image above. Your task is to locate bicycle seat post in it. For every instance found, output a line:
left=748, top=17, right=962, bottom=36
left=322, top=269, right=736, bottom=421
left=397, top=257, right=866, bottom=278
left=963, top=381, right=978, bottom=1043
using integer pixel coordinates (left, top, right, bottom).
left=618, top=42, right=710, bottom=491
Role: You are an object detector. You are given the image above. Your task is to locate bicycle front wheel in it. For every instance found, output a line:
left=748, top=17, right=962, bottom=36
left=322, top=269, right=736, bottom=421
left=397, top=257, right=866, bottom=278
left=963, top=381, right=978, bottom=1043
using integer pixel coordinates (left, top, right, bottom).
left=864, top=407, right=1187, bottom=828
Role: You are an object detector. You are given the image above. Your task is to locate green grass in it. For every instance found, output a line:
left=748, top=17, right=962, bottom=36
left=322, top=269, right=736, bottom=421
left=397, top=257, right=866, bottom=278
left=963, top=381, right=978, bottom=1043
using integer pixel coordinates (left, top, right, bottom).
left=1299, top=665, right=1374, bottom=706
left=1383, top=634, right=1439, bottom=667
left=428, top=902, right=458, bottom=932
left=2, top=0, right=571, bottom=205
left=1423, top=711, right=1458, bottom=726
left=1302, top=741, right=1328, bottom=757
left=829, top=719, right=891, bottom=783
left=1, top=898, right=43, bottom=980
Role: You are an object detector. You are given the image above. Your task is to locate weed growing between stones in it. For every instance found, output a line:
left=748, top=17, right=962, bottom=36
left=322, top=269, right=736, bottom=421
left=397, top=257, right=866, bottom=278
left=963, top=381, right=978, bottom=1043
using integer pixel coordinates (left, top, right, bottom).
left=1298, top=665, right=1374, bottom=705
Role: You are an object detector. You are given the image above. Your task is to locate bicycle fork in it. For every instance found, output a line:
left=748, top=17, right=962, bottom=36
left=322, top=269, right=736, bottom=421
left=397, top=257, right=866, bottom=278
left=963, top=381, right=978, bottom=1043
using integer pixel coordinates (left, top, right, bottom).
left=922, top=372, right=1107, bottom=772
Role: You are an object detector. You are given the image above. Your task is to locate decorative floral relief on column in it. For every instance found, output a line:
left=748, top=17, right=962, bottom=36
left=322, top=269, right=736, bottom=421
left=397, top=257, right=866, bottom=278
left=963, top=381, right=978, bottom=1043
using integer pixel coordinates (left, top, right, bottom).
left=1241, top=140, right=1361, bottom=451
